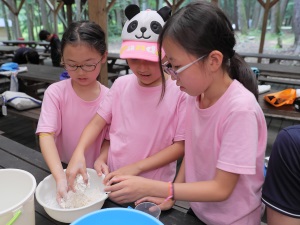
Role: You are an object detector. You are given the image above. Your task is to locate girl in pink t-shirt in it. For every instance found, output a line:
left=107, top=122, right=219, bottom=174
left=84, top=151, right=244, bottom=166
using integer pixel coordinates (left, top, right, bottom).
left=104, top=2, right=267, bottom=225
left=36, top=21, right=109, bottom=203
left=66, top=5, right=186, bottom=204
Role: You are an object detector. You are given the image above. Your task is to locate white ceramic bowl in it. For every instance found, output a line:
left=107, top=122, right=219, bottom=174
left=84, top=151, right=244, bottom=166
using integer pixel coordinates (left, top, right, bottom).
left=35, top=168, right=108, bottom=223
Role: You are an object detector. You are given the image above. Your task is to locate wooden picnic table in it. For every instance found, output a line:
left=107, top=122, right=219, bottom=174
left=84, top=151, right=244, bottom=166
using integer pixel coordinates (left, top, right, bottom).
left=0, top=135, right=203, bottom=225
left=18, top=64, right=63, bottom=84
left=258, top=89, right=300, bottom=121
left=1, top=40, right=49, bottom=48
left=107, top=52, right=130, bottom=76
left=239, top=52, right=300, bottom=64
left=15, top=64, right=64, bottom=99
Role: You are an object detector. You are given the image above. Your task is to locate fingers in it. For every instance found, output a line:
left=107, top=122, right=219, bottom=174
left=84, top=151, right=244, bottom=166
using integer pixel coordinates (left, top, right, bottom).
left=135, top=197, right=174, bottom=211
left=106, top=175, right=129, bottom=186
left=81, top=168, right=88, bottom=184
left=94, top=163, right=102, bottom=176
left=66, top=167, right=87, bottom=191
left=95, top=163, right=109, bottom=177
left=103, top=172, right=115, bottom=184
left=56, top=179, right=68, bottom=204
left=101, top=164, right=110, bottom=176
left=66, top=169, right=76, bottom=192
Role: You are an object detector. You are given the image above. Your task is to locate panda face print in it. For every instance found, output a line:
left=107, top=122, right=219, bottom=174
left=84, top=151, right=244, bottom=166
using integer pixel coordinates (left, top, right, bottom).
left=122, top=10, right=165, bottom=42
left=127, top=20, right=162, bottom=39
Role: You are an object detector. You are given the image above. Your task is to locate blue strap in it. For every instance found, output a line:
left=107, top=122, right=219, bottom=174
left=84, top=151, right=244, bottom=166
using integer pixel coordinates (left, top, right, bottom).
left=6, top=96, right=41, bottom=105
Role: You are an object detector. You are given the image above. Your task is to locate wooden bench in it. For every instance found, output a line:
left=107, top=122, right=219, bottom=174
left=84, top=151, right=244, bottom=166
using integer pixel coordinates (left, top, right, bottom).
left=239, top=52, right=300, bottom=64
left=248, top=62, right=300, bottom=85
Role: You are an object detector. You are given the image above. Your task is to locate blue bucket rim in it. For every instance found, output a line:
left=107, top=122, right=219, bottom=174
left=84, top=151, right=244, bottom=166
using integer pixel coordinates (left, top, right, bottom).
left=71, top=207, right=164, bottom=225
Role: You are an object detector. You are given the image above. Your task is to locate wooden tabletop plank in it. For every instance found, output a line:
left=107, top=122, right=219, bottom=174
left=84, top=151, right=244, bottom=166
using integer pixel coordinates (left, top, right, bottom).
left=17, top=64, right=64, bottom=84
left=258, top=91, right=300, bottom=121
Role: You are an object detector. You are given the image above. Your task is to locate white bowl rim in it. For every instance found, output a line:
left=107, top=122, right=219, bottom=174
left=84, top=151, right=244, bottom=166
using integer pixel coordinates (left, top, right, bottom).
left=35, top=168, right=108, bottom=212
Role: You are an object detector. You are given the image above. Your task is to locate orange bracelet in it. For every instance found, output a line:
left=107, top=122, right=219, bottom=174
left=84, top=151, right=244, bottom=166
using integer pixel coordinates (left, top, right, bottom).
left=163, top=182, right=173, bottom=202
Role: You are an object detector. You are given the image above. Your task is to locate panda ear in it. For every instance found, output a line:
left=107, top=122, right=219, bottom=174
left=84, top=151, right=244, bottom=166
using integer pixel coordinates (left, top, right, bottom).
left=157, top=6, right=172, bottom=22
left=125, top=4, right=140, bottom=20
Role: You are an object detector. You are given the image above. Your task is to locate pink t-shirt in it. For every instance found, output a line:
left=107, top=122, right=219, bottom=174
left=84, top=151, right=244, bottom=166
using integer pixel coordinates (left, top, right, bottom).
left=36, top=79, right=109, bottom=167
left=185, top=80, right=267, bottom=225
left=97, top=75, right=187, bottom=182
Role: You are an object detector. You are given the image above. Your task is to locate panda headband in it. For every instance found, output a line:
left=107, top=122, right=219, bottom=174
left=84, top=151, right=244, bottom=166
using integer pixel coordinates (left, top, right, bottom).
left=120, top=4, right=171, bottom=62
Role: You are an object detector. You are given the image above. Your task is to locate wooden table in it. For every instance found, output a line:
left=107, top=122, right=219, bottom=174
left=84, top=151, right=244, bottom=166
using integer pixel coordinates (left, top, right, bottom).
left=16, top=64, right=64, bottom=99
left=258, top=90, right=300, bottom=121
left=18, top=64, right=63, bottom=84
left=107, top=52, right=130, bottom=75
left=0, top=135, right=203, bottom=225
left=37, top=42, right=51, bottom=53
left=239, top=52, right=300, bottom=64
left=1, top=40, right=50, bottom=53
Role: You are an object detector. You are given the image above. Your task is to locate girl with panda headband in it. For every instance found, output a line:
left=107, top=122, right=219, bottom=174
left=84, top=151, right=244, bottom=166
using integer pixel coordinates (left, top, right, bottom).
left=67, top=4, right=187, bottom=204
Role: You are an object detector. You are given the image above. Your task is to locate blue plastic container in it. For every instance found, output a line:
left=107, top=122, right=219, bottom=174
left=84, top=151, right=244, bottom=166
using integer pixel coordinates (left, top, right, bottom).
left=71, top=208, right=163, bottom=225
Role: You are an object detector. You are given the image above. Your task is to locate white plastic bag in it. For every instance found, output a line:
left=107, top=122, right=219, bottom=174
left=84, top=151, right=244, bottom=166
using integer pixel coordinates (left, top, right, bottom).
left=2, top=91, right=41, bottom=110
left=9, top=71, right=19, bottom=91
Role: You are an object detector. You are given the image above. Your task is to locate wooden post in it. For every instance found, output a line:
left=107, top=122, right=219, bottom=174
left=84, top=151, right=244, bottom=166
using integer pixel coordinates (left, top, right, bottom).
left=257, top=0, right=279, bottom=62
left=88, top=0, right=108, bottom=86
left=163, top=0, right=184, bottom=13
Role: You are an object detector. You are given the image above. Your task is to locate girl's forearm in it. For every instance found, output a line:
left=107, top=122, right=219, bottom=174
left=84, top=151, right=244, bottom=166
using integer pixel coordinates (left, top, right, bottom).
left=39, top=134, right=65, bottom=181
left=98, top=139, right=110, bottom=162
left=135, top=141, right=184, bottom=174
left=75, top=114, right=106, bottom=153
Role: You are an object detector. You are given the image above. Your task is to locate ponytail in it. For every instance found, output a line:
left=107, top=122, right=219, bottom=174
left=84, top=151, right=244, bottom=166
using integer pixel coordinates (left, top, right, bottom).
left=229, top=53, right=258, bottom=100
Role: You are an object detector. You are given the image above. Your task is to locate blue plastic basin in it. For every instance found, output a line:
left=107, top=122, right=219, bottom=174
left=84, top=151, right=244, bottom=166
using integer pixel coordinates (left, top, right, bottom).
left=71, top=208, right=163, bottom=225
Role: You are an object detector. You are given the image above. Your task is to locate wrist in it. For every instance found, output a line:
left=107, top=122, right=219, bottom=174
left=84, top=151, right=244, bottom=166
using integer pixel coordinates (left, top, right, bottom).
left=163, top=182, right=174, bottom=203
left=134, top=161, right=144, bottom=175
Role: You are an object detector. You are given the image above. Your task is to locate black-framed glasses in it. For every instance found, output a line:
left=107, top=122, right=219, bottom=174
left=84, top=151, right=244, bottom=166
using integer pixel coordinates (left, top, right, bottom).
left=62, top=57, right=102, bottom=72
left=162, top=55, right=206, bottom=80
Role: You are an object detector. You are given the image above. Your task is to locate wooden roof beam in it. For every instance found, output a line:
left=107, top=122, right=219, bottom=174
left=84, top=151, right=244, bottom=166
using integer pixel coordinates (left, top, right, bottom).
left=1, top=0, right=25, bottom=15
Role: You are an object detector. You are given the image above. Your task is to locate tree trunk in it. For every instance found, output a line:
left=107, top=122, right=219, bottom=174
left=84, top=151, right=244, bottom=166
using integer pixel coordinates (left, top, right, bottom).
left=251, top=1, right=262, bottom=29
left=293, top=0, right=300, bottom=54
left=7, top=0, right=21, bottom=39
left=75, top=0, right=81, bottom=21
left=270, top=1, right=280, bottom=34
left=237, top=0, right=248, bottom=34
left=270, top=1, right=282, bottom=48
left=234, top=0, right=239, bottom=30
left=279, top=0, right=289, bottom=26
left=1, top=1, right=11, bottom=39
left=25, top=1, right=34, bottom=40
left=38, top=0, right=50, bottom=31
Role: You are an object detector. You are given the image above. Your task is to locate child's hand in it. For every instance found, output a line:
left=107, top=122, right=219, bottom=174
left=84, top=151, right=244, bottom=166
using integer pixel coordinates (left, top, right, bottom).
left=94, top=157, right=109, bottom=176
left=56, top=177, right=68, bottom=204
left=135, top=196, right=175, bottom=211
left=66, top=151, right=87, bottom=192
left=103, top=164, right=141, bottom=184
left=104, top=175, right=150, bottom=203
